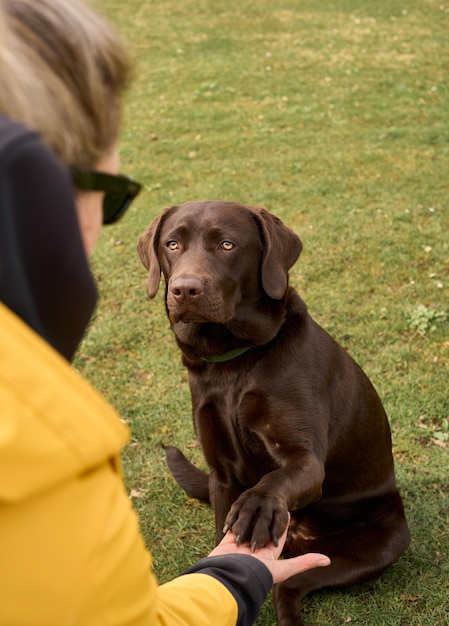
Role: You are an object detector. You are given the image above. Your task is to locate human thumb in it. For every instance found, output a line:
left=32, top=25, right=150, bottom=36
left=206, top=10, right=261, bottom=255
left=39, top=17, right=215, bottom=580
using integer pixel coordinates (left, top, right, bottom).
left=269, top=552, right=331, bottom=585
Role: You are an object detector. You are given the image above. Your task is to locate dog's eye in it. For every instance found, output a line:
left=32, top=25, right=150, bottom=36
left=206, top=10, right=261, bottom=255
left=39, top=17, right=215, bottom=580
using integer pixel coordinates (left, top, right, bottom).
left=166, top=240, right=179, bottom=250
left=220, top=241, right=234, bottom=251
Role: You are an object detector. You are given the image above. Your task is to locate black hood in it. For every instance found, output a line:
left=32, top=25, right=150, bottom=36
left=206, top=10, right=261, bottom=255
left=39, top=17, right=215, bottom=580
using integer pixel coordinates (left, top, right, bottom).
left=0, top=115, right=97, bottom=360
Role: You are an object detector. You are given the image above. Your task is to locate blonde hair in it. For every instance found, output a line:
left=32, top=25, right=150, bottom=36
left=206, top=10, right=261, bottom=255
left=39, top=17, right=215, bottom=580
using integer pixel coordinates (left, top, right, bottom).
left=0, top=0, right=130, bottom=168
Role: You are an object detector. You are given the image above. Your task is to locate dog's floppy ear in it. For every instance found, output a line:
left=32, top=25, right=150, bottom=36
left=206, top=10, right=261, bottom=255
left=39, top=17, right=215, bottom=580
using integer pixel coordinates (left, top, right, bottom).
left=251, top=207, right=302, bottom=299
left=137, top=206, right=177, bottom=298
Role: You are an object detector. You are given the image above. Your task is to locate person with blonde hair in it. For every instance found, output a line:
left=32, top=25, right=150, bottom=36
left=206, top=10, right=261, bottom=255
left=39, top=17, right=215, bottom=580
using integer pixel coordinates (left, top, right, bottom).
left=0, top=1, right=330, bottom=625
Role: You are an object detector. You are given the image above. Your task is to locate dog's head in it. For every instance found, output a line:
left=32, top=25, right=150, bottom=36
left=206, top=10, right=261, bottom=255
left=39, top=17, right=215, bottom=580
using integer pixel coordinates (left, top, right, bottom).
left=137, top=201, right=302, bottom=325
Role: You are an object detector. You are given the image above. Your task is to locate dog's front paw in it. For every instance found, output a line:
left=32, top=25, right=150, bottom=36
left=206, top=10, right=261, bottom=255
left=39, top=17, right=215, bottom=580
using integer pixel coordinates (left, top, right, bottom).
left=223, top=490, right=289, bottom=551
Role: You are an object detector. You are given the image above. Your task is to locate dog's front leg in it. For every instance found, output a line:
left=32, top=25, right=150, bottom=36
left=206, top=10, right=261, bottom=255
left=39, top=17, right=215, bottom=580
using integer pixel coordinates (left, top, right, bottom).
left=209, top=470, right=243, bottom=545
left=223, top=453, right=324, bottom=550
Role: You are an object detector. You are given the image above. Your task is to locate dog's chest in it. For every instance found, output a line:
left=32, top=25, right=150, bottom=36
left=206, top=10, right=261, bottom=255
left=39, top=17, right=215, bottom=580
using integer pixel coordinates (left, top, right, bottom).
left=189, top=369, right=279, bottom=483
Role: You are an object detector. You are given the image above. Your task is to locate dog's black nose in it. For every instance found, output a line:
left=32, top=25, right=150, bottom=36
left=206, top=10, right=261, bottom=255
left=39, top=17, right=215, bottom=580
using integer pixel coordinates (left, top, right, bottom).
left=170, top=276, right=204, bottom=299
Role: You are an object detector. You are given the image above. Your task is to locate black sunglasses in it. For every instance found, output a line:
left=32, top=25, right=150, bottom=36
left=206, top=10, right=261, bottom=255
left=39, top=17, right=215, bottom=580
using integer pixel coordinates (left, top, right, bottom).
left=70, top=168, right=142, bottom=224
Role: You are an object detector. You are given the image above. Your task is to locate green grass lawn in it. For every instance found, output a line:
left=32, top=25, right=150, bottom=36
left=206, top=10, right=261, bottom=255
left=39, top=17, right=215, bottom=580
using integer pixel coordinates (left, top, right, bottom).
left=78, top=1, right=448, bottom=623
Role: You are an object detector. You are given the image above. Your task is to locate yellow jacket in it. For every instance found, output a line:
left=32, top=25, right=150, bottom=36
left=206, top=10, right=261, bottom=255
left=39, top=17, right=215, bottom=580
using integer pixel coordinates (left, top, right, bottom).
left=0, top=303, right=271, bottom=626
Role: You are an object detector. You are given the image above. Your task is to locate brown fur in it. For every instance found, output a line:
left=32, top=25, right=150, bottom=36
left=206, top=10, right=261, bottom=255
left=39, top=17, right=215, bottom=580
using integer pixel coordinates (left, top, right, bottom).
left=138, top=200, right=410, bottom=626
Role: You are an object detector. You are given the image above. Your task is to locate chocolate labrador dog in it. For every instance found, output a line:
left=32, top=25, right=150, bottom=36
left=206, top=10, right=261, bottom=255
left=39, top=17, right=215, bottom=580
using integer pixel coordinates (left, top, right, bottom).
left=137, top=201, right=410, bottom=626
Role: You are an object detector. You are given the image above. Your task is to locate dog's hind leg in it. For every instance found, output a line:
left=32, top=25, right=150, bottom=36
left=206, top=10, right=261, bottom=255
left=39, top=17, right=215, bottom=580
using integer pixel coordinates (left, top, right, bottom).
left=273, top=513, right=410, bottom=626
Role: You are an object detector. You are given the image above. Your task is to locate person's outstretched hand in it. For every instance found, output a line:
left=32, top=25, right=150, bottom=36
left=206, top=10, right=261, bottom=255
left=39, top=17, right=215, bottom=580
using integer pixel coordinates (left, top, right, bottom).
left=208, top=515, right=331, bottom=584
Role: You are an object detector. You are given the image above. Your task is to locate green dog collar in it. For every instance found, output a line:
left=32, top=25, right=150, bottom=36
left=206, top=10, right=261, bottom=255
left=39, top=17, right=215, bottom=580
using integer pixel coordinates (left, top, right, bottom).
left=202, top=346, right=252, bottom=363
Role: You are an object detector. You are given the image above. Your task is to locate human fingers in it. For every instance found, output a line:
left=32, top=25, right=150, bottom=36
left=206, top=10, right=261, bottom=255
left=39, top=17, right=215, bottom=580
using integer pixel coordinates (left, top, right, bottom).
left=210, top=528, right=286, bottom=559
left=212, top=512, right=291, bottom=557
left=208, top=526, right=330, bottom=586
left=209, top=534, right=330, bottom=585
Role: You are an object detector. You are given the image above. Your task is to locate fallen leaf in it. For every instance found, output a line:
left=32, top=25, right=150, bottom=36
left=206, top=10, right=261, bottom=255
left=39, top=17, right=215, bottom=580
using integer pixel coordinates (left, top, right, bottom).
left=130, top=488, right=146, bottom=498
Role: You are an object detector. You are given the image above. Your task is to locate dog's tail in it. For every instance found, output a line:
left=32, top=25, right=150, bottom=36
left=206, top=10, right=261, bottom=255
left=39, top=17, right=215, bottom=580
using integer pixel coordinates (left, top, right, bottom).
left=165, top=445, right=210, bottom=503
